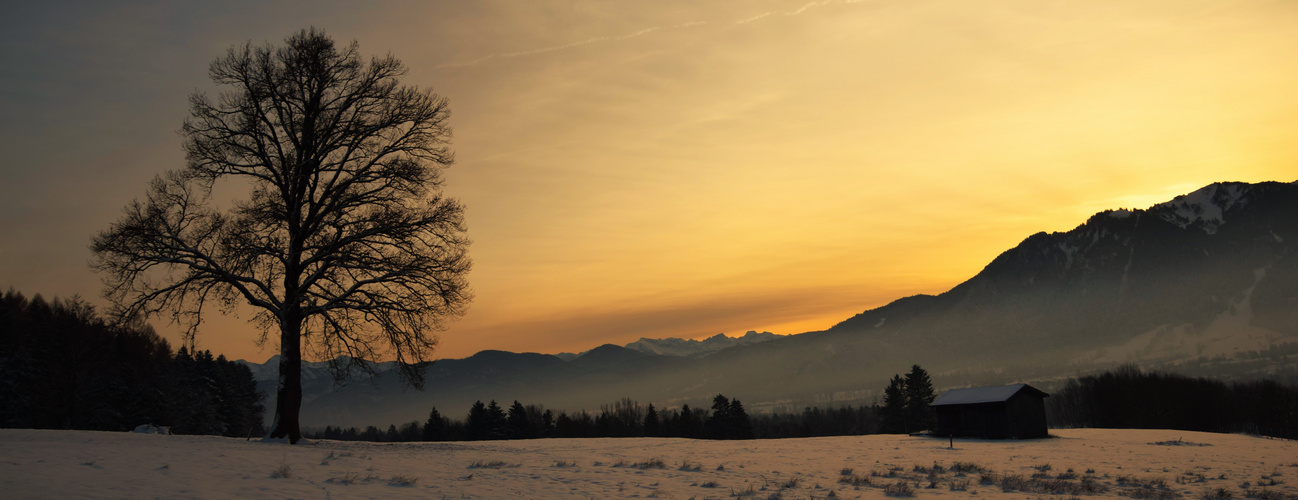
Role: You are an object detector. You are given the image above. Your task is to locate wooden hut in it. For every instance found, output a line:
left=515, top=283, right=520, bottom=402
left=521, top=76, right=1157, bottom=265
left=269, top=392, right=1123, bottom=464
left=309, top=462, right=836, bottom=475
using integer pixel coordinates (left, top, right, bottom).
left=930, top=383, right=1049, bottom=439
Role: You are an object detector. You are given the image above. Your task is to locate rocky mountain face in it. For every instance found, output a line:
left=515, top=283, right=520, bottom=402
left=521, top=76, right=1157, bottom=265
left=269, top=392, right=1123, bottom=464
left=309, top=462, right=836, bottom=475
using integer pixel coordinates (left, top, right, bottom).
left=831, top=180, right=1297, bottom=362
left=244, top=181, right=1298, bottom=428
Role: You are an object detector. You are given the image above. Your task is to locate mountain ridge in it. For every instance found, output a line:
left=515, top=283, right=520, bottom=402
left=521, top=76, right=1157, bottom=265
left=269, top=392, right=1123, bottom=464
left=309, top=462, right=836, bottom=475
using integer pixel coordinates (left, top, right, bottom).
left=241, top=180, right=1298, bottom=427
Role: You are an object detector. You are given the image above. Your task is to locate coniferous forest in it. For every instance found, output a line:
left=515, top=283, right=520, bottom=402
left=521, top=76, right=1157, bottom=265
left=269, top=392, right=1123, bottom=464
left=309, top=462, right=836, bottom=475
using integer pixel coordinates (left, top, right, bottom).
left=1046, top=365, right=1298, bottom=439
left=5, top=287, right=1296, bottom=442
left=309, top=395, right=883, bottom=442
left=0, top=290, right=264, bottom=436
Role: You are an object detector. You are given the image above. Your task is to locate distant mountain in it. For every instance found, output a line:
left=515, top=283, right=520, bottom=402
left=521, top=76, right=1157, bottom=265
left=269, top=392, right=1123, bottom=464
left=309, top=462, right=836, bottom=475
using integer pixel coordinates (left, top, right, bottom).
left=244, top=181, right=1298, bottom=428
left=553, top=331, right=783, bottom=360
left=625, top=331, right=782, bottom=357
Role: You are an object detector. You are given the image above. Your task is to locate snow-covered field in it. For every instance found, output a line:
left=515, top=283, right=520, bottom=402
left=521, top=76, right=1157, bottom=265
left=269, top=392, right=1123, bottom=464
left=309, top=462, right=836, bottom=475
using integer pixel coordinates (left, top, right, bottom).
left=2, top=428, right=1295, bottom=499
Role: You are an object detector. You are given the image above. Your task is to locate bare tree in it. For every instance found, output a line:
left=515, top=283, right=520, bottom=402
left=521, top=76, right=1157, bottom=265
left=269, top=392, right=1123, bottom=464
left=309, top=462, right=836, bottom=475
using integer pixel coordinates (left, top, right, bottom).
left=91, top=28, right=471, bottom=443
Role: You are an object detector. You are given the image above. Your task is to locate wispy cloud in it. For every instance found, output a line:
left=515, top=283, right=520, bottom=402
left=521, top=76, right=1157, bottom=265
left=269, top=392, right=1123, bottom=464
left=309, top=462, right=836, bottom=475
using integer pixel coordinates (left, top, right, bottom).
left=787, top=1, right=834, bottom=16
left=437, top=20, right=709, bottom=68
left=439, top=0, right=873, bottom=68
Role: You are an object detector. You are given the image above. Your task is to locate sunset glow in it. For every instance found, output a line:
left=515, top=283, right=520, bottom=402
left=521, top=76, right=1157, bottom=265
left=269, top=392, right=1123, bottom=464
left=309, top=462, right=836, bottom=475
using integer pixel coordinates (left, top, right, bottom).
left=2, top=0, right=1296, bottom=361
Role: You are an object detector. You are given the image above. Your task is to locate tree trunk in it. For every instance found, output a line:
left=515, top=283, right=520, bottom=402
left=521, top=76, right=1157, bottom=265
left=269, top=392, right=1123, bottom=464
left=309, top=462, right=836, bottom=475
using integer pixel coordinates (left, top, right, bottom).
left=267, top=313, right=303, bottom=443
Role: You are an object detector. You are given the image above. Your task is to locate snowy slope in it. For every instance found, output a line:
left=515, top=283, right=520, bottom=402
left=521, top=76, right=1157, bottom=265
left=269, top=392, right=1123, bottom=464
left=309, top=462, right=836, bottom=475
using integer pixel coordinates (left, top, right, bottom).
left=3, top=428, right=1294, bottom=499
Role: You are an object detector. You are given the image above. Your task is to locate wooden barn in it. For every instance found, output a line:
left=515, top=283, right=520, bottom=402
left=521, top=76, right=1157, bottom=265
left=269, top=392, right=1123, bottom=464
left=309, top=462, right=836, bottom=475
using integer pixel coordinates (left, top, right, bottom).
left=930, top=383, right=1049, bottom=439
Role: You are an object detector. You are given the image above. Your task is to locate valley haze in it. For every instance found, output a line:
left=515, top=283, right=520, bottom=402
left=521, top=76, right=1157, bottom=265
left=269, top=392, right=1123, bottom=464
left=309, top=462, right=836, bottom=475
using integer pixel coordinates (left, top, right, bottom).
left=238, top=181, right=1298, bottom=429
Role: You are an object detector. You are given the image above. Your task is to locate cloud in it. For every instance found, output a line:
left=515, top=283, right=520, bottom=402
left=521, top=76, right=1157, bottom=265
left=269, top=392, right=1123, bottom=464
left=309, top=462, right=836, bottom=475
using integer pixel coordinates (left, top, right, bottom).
left=436, top=20, right=709, bottom=68
left=439, top=0, right=876, bottom=68
left=445, top=285, right=877, bottom=357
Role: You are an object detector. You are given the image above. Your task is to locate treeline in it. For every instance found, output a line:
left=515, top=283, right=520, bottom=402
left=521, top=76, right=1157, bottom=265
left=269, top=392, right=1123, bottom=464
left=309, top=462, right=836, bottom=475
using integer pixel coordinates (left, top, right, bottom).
left=310, top=367, right=950, bottom=442
left=313, top=396, right=890, bottom=442
left=0, top=290, right=264, bottom=436
left=314, top=395, right=755, bottom=441
left=1047, top=365, right=1298, bottom=439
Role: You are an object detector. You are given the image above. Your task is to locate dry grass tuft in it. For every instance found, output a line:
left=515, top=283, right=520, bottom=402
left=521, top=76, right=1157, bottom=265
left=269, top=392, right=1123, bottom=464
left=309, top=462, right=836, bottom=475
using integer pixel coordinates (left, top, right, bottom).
left=1150, top=438, right=1212, bottom=447
left=883, top=480, right=915, bottom=497
left=731, top=483, right=757, bottom=498
left=387, top=474, right=418, bottom=487
left=1243, top=488, right=1285, bottom=500
left=270, top=461, right=292, bottom=479
left=468, top=460, right=513, bottom=469
left=838, top=473, right=875, bottom=488
left=632, top=458, right=667, bottom=469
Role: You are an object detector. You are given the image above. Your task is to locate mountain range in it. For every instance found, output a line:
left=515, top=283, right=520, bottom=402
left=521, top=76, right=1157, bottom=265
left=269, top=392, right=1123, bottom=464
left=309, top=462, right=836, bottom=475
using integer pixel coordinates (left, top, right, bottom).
left=239, top=180, right=1298, bottom=428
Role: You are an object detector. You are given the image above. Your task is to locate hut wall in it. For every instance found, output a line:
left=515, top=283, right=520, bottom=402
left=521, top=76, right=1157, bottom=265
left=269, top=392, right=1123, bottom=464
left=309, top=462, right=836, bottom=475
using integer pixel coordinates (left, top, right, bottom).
left=1005, top=392, right=1049, bottom=438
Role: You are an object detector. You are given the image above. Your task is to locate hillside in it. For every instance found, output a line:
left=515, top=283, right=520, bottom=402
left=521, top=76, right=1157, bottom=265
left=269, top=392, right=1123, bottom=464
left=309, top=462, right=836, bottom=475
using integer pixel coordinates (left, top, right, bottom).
left=246, top=181, right=1298, bottom=427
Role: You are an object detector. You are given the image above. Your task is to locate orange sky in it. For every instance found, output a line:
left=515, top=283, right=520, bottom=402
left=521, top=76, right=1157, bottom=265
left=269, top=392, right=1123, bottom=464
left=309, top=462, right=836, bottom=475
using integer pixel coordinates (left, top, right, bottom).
left=2, top=0, right=1297, bottom=363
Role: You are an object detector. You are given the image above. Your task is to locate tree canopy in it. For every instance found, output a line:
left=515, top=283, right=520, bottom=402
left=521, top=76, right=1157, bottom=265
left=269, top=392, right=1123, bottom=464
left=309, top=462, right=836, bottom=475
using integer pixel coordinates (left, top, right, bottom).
left=91, top=28, right=471, bottom=443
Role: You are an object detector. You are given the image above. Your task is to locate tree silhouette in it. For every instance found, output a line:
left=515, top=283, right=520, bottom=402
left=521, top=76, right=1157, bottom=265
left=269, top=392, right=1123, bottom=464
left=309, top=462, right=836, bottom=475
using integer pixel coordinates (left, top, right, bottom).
left=880, top=374, right=907, bottom=433
left=506, top=400, right=532, bottom=439
left=904, top=364, right=936, bottom=432
left=90, top=28, right=471, bottom=443
left=706, top=394, right=732, bottom=438
left=485, top=400, right=507, bottom=439
left=466, top=400, right=489, bottom=440
left=422, top=407, right=447, bottom=441
left=643, top=403, right=660, bottom=437
left=728, top=398, right=753, bottom=439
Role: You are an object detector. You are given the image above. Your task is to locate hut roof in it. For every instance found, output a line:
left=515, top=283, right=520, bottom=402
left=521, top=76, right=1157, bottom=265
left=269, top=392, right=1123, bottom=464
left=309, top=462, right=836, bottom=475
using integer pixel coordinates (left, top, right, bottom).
left=930, top=383, right=1048, bottom=406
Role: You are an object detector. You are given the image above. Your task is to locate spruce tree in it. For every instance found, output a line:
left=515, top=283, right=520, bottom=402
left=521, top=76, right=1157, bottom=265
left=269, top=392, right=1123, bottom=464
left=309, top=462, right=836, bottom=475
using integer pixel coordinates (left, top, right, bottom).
left=881, top=374, right=908, bottom=433
left=466, top=401, right=489, bottom=440
left=486, top=400, right=507, bottom=439
left=506, top=400, right=531, bottom=439
left=679, top=404, right=694, bottom=438
left=904, top=364, right=936, bottom=432
left=707, top=394, right=732, bottom=439
left=729, top=399, right=753, bottom=439
left=644, top=404, right=660, bottom=437
left=423, top=407, right=447, bottom=441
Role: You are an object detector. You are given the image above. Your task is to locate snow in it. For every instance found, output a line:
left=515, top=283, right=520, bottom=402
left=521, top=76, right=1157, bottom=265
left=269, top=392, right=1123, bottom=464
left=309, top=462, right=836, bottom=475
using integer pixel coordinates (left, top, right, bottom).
left=3, top=428, right=1295, bottom=499
left=931, top=384, right=1032, bottom=406
left=1076, top=266, right=1297, bottom=364
left=623, top=331, right=782, bottom=358
left=1154, top=183, right=1247, bottom=234
left=1056, top=242, right=1078, bottom=269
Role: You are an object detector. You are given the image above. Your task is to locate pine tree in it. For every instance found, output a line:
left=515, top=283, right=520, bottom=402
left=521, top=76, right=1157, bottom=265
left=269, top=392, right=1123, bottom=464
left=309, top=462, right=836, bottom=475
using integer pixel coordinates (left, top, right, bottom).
left=486, top=400, right=507, bottom=439
left=423, top=407, right=447, bottom=441
left=541, top=408, right=556, bottom=438
left=643, top=403, right=660, bottom=437
left=881, top=374, right=908, bottom=433
left=679, top=404, right=694, bottom=438
left=729, top=399, right=753, bottom=439
left=466, top=401, right=489, bottom=440
left=707, top=394, right=732, bottom=439
left=506, top=400, right=531, bottom=439
left=904, top=364, right=936, bottom=432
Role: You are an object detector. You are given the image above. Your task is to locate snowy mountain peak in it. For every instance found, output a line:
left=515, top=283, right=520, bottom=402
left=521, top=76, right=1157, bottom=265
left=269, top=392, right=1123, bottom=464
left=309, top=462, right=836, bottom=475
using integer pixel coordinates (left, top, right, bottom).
left=623, top=331, right=782, bottom=358
left=1153, top=182, right=1249, bottom=234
